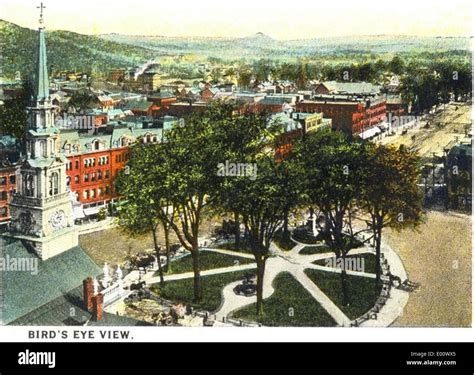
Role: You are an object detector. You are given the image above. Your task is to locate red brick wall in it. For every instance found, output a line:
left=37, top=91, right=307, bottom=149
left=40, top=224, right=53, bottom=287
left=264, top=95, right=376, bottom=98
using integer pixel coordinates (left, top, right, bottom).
left=83, top=277, right=93, bottom=311
left=296, top=101, right=358, bottom=134
left=92, top=293, right=104, bottom=321
left=0, top=166, right=16, bottom=223
left=66, top=148, right=129, bottom=205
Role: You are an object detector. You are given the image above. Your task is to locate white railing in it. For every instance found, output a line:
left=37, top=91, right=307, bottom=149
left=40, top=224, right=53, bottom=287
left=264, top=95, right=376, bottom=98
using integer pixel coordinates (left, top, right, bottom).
left=102, top=282, right=124, bottom=306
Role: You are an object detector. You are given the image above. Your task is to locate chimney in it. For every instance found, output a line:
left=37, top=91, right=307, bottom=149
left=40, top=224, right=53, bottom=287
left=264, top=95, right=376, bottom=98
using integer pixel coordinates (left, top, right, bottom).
left=92, top=293, right=104, bottom=321
left=83, top=277, right=93, bottom=312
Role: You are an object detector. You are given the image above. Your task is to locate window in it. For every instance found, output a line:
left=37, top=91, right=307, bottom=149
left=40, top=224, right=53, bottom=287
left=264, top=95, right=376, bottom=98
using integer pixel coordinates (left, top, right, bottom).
left=9, top=175, right=15, bottom=184
left=94, top=140, right=100, bottom=151
left=75, top=175, right=79, bottom=184
left=0, top=207, right=7, bottom=217
left=98, top=170, right=102, bottom=180
left=0, top=177, right=6, bottom=186
left=25, top=175, right=34, bottom=197
left=91, top=173, right=96, bottom=182
left=66, top=176, right=71, bottom=187
left=0, top=191, right=7, bottom=201
left=91, top=189, right=96, bottom=198
left=105, top=186, right=110, bottom=195
left=49, top=172, right=59, bottom=196
left=105, top=170, right=110, bottom=179
left=84, top=190, right=90, bottom=200
left=75, top=160, right=79, bottom=169
left=84, top=174, right=89, bottom=183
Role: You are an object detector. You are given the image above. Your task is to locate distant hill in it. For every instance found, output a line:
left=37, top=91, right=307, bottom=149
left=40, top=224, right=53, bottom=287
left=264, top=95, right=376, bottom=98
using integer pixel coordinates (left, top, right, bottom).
left=0, top=20, right=156, bottom=79
left=99, top=31, right=471, bottom=60
left=0, top=19, right=470, bottom=79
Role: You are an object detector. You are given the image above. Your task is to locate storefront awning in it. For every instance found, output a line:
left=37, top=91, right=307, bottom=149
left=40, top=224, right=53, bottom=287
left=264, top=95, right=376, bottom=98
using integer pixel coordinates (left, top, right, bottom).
left=359, top=126, right=381, bottom=140
left=73, top=206, right=86, bottom=220
left=83, top=206, right=102, bottom=217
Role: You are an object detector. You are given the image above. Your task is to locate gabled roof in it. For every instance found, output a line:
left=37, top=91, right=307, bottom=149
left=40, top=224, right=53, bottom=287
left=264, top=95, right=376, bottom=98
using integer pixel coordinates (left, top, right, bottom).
left=321, top=81, right=382, bottom=96
left=123, top=100, right=154, bottom=112
left=10, top=285, right=152, bottom=326
left=1, top=238, right=101, bottom=325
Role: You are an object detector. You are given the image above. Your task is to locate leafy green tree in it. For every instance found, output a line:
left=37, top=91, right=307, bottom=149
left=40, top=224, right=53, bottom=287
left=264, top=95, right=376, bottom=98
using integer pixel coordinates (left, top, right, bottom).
left=231, top=156, right=298, bottom=317
left=211, top=105, right=272, bottom=248
left=115, top=144, right=170, bottom=285
left=0, top=80, right=33, bottom=139
left=67, top=90, right=97, bottom=113
left=389, top=55, right=405, bottom=75
left=293, top=130, right=368, bottom=305
left=362, top=144, right=424, bottom=290
left=237, top=65, right=253, bottom=89
left=155, top=102, right=244, bottom=302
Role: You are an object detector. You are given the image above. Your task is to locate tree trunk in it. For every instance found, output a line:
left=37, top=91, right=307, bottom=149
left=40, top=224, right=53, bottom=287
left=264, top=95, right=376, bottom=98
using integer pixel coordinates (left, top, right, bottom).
left=375, top=227, right=382, bottom=292
left=234, top=211, right=241, bottom=248
left=340, top=254, right=349, bottom=306
left=152, top=227, right=164, bottom=286
left=191, top=248, right=202, bottom=303
left=164, top=225, right=171, bottom=273
left=283, top=208, right=289, bottom=238
left=255, top=256, right=266, bottom=319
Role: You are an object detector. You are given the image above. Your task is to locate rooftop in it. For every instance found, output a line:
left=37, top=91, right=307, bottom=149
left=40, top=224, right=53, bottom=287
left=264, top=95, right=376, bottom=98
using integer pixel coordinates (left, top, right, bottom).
left=1, top=238, right=102, bottom=324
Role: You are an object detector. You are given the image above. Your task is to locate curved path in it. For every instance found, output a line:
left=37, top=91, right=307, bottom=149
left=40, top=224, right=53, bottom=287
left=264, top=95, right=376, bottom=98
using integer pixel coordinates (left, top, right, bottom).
left=123, top=237, right=410, bottom=327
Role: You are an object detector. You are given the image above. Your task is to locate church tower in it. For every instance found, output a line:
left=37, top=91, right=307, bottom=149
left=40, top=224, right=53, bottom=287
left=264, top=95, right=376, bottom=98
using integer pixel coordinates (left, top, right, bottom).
left=9, top=4, right=78, bottom=260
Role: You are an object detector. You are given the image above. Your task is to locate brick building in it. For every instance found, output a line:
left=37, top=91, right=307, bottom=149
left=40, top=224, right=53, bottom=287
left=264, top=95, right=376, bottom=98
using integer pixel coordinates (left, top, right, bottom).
left=296, top=96, right=387, bottom=137
left=60, top=123, right=165, bottom=219
left=0, top=164, right=16, bottom=225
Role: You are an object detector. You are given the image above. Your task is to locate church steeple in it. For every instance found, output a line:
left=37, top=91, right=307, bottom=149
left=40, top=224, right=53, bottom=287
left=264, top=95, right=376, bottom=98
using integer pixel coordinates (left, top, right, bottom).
left=34, top=3, right=50, bottom=104
left=28, top=2, right=54, bottom=131
left=8, top=3, right=79, bottom=260
left=34, top=21, right=50, bottom=103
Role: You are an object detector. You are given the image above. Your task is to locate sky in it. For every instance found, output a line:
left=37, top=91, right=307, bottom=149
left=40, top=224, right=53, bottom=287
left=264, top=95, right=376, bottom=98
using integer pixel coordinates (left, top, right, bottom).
left=1, top=0, right=472, bottom=39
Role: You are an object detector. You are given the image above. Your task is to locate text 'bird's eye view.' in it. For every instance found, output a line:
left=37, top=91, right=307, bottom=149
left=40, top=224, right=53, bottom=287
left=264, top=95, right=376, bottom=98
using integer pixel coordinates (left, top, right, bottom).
left=0, top=0, right=471, bottom=330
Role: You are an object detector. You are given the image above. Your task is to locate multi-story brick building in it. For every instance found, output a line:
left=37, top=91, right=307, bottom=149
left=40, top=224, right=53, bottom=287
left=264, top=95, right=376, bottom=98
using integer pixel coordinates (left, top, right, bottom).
left=296, top=95, right=387, bottom=137
left=0, top=164, right=17, bottom=226
left=60, top=121, right=168, bottom=219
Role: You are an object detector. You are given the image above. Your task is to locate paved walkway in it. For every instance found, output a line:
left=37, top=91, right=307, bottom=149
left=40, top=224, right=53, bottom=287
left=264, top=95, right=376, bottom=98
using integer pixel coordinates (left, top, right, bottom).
left=121, top=235, right=410, bottom=327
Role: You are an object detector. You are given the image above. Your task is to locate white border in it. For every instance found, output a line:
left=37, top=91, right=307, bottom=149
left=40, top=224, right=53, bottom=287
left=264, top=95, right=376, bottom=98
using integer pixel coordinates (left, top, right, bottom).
left=0, top=0, right=473, bottom=343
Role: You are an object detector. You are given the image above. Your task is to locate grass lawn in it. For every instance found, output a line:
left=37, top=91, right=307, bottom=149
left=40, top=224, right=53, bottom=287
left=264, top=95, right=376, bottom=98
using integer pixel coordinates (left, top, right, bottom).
left=299, top=245, right=332, bottom=255
left=305, top=269, right=379, bottom=320
left=151, top=270, right=251, bottom=312
left=231, top=272, right=337, bottom=327
left=313, top=253, right=377, bottom=274
left=273, top=230, right=297, bottom=251
left=166, top=250, right=255, bottom=275
left=211, top=239, right=254, bottom=254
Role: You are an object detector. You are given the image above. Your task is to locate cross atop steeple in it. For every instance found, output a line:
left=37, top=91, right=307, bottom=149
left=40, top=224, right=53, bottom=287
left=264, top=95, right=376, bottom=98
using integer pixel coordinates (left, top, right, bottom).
left=31, top=2, right=51, bottom=112
left=37, top=2, right=46, bottom=28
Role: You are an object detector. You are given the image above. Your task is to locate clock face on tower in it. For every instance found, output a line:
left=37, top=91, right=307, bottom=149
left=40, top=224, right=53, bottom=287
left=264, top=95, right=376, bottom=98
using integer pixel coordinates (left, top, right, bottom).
left=50, top=210, right=66, bottom=230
